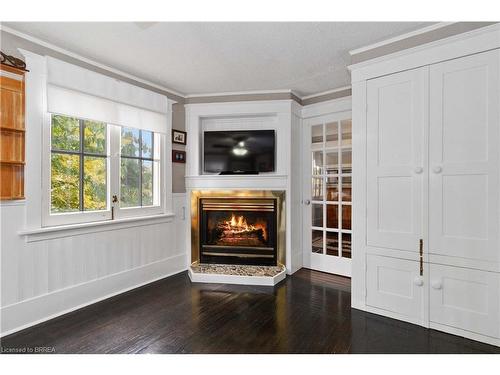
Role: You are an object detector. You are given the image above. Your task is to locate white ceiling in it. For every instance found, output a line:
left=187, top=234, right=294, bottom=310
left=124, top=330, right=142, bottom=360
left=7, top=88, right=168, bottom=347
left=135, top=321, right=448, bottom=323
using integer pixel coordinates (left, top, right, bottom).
left=4, top=22, right=433, bottom=97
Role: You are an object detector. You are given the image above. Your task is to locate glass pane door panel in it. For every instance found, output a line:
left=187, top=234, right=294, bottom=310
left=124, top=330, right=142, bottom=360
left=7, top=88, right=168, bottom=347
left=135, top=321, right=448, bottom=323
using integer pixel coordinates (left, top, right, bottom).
left=341, top=119, right=352, bottom=146
left=307, top=117, right=353, bottom=272
left=311, top=124, right=323, bottom=144
left=312, top=151, right=323, bottom=175
left=326, top=204, right=339, bottom=229
left=341, top=233, right=352, bottom=258
left=312, top=230, right=324, bottom=254
left=341, top=175, right=351, bottom=202
left=326, top=231, right=339, bottom=256
left=312, top=177, right=323, bottom=201
left=325, top=151, right=339, bottom=174
left=341, top=149, right=352, bottom=173
left=326, top=176, right=339, bottom=202
left=342, top=205, right=352, bottom=230
left=325, top=122, right=338, bottom=147
left=312, top=203, right=323, bottom=227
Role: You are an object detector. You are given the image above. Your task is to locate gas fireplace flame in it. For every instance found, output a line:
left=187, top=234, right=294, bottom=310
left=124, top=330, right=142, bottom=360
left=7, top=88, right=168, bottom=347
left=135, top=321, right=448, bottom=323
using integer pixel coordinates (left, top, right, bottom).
left=221, top=213, right=267, bottom=241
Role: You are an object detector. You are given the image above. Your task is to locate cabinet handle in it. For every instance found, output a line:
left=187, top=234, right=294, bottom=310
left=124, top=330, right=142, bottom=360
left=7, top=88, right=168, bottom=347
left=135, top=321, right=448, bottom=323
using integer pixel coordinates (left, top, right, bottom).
left=413, top=276, right=424, bottom=286
left=431, top=280, right=443, bottom=290
left=414, top=167, right=423, bottom=174
left=433, top=166, right=442, bottom=174
left=304, top=199, right=311, bottom=205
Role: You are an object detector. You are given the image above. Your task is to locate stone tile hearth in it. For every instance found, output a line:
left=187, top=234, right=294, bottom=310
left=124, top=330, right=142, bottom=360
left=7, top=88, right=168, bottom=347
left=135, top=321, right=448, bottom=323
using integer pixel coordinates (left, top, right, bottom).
left=188, top=262, right=287, bottom=286
left=190, top=263, right=285, bottom=277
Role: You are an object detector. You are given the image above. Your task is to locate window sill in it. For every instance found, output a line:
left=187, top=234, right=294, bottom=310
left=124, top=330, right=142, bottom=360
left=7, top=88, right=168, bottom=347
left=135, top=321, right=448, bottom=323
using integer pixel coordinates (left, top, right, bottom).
left=0, top=199, right=26, bottom=207
left=19, top=213, right=175, bottom=243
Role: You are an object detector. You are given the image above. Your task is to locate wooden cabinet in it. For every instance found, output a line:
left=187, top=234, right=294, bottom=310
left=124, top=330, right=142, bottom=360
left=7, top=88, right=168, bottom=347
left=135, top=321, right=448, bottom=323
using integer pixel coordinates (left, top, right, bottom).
left=353, top=43, right=500, bottom=346
left=0, top=64, right=25, bottom=200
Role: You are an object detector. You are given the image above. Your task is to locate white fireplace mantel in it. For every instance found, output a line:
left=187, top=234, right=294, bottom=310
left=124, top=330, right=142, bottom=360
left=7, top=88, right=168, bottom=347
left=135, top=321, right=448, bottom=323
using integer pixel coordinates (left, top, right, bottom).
left=185, top=174, right=288, bottom=190
left=183, top=100, right=303, bottom=275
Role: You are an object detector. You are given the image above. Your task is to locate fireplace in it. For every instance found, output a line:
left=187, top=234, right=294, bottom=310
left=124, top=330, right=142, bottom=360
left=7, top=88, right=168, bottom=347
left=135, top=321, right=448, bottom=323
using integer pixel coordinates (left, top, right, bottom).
left=190, top=190, right=285, bottom=267
left=200, top=198, right=277, bottom=265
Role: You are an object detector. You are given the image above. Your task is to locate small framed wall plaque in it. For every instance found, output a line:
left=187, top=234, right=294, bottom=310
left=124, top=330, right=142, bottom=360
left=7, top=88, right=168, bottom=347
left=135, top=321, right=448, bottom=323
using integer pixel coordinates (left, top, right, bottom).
left=172, top=129, right=187, bottom=145
left=172, top=150, right=186, bottom=163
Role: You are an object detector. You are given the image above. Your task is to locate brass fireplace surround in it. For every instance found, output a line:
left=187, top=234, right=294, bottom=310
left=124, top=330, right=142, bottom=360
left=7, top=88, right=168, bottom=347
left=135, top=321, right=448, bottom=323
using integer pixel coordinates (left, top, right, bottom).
left=190, top=190, right=286, bottom=266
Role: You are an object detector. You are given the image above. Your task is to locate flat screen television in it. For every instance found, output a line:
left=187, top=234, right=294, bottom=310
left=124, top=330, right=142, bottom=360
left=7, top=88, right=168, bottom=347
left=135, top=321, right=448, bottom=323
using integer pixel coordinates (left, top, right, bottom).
left=203, top=130, right=275, bottom=174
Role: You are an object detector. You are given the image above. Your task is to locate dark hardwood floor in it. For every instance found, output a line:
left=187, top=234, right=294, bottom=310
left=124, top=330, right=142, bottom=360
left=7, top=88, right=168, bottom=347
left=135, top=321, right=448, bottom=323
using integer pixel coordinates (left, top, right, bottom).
left=1, top=268, right=499, bottom=354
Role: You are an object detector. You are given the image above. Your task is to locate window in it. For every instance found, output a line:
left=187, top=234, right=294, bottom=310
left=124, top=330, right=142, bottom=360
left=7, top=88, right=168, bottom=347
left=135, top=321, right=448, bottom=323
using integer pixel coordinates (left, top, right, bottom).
left=120, top=128, right=155, bottom=208
left=51, top=115, right=107, bottom=213
left=45, top=114, right=164, bottom=226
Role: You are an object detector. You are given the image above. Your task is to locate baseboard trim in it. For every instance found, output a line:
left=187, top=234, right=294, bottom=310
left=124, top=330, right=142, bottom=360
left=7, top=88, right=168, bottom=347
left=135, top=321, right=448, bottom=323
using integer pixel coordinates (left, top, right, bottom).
left=361, top=304, right=428, bottom=328
left=0, top=253, right=187, bottom=337
left=429, top=322, right=500, bottom=347
left=351, top=305, right=499, bottom=347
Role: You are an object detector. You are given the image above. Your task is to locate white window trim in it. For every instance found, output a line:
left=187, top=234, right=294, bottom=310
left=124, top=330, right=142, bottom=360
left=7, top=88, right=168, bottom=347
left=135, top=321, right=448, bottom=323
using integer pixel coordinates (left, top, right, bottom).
left=41, top=113, right=109, bottom=226
left=42, top=114, right=167, bottom=227
left=112, top=127, right=166, bottom=220
left=17, top=50, right=173, bottom=235
left=20, top=212, right=175, bottom=243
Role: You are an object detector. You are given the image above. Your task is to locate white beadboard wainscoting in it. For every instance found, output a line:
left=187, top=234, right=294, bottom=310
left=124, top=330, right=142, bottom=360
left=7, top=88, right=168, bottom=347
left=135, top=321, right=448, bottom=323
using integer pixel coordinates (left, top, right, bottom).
left=0, top=193, right=187, bottom=336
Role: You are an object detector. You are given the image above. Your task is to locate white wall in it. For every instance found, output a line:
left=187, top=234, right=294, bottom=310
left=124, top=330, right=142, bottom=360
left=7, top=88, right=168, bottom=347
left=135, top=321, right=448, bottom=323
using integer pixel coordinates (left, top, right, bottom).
left=0, top=46, right=188, bottom=336
left=289, top=106, right=303, bottom=273
left=0, top=195, right=187, bottom=336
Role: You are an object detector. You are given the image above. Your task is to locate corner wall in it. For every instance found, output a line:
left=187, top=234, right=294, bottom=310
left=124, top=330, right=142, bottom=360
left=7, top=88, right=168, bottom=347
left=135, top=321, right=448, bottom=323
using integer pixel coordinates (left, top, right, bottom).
left=172, top=103, right=186, bottom=193
left=0, top=195, right=187, bottom=336
left=0, top=35, right=189, bottom=336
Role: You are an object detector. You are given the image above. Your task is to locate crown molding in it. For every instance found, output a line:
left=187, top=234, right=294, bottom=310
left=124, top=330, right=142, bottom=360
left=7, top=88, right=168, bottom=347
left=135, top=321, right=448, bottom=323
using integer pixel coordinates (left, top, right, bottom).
left=300, top=85, right=351, bottom=100
left=301, top=96, right=352, bottom=119
left=185, top=88, right=300, bottom=98
left=349, top=22, right=455, bottom=56
left=348, top=23, right=500, bottom=84
left=0, top=24, right=186, bottom=99
left=348, top=23, right=500, bottom=71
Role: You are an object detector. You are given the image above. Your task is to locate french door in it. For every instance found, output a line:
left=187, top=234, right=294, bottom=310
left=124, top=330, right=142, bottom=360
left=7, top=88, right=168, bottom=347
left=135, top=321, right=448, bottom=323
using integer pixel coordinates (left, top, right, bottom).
left=303, top=112, right=352, bottom=276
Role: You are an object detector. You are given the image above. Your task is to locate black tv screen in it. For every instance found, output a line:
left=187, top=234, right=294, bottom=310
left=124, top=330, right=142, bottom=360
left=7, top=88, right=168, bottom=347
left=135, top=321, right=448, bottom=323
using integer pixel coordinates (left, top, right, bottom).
left=203, top=130, right=275, bottom=174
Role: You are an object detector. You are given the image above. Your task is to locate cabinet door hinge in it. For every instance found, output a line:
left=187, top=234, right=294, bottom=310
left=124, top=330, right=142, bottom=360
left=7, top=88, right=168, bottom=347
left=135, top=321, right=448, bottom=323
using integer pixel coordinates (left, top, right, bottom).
left=419, top=239, right=423, bottom=276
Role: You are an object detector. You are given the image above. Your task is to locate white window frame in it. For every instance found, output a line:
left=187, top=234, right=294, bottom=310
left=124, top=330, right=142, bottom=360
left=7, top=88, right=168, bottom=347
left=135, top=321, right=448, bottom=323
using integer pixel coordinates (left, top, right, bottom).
left=112, top=125, right=166, bottom=220
left=42, top=114, right=166, bottom=227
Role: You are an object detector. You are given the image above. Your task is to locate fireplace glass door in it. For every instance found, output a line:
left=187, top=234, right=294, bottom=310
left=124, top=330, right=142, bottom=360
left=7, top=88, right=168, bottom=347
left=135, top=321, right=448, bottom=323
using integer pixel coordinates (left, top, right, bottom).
left=199, top=198, right=278, bottom=266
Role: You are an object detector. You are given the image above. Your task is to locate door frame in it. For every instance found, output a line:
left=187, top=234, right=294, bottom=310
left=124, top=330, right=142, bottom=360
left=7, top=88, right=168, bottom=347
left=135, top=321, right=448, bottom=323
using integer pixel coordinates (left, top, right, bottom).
left=301, top=98, right=352, bottom=276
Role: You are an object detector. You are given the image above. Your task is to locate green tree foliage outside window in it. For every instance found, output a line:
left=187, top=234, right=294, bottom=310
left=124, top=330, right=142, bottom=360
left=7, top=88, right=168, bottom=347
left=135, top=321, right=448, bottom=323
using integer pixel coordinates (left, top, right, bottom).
left=120, top=127, right=154, bottom=207
left=51, top=115, right=107, bottom=213
left=51, top=153, right=80, bottom=212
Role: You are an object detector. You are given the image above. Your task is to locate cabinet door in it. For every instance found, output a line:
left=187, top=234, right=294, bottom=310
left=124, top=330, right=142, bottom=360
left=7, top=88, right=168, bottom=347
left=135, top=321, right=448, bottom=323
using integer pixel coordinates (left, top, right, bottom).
left=366, top=254, right=425, bottom=323
left=429, top=50, right=500, bottom=262
left=429, top=263, right=500, bottom=338
left=366, top=67, right=428, bottom=252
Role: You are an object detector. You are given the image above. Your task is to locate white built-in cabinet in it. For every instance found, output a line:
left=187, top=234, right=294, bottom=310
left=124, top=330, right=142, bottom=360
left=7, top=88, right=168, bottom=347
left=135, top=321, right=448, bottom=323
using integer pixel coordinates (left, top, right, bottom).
left=351, top=25, right=500, bottom=347
left=428, top=51, right=499, bottom=263
left=366, top=67, right=427, bottom=253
